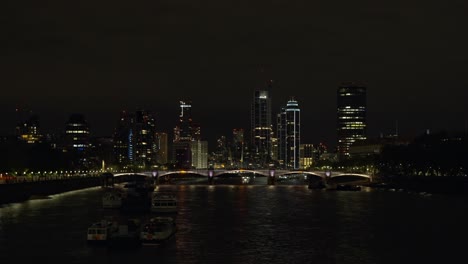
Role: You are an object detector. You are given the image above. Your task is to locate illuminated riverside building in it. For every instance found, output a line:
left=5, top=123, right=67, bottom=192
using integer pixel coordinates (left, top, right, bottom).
left=251, top=81, right=273, bottom=167
left=337, top=83, right=367, bottom=159
left=64, top=113, right=90, bottom=153
left=277, top=98, right=301, bottom=169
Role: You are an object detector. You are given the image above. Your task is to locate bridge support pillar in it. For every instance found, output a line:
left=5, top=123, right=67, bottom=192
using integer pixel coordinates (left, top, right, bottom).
left=268, top=169, right=276, bottom=185
left=152, top=171, right=159, bottom=185
left=208, top=168, right=214, bottom=185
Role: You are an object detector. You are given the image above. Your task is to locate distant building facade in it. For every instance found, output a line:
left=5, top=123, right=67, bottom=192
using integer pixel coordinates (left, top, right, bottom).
left=155, top=132, right=168, bottom=165
left=15, top=109, right=42, bottom=144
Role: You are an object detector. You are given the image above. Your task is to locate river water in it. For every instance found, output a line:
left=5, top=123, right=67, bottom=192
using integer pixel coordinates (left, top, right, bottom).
left=1, top=178, right=467, bottom=264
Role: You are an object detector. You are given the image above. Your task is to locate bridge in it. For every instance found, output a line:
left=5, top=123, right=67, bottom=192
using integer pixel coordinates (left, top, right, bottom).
left=112, top=169, right=372, bottom=186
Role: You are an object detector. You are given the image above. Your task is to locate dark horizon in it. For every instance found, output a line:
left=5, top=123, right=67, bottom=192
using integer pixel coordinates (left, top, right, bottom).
left=2, top=0, right=468, bottom=149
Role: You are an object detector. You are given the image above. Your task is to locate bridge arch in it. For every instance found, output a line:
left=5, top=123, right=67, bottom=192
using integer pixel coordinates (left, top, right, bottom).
left=214, top=169, right=269, bottom=177
left=276, top=171, right=324, bottom=179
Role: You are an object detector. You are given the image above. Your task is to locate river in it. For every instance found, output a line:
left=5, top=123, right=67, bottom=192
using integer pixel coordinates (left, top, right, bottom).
left=1, top=179, right=467, bottom=264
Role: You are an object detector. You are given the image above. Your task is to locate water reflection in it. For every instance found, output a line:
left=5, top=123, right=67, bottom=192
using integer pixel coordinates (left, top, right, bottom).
left=0, top=185, right=467, bottom=263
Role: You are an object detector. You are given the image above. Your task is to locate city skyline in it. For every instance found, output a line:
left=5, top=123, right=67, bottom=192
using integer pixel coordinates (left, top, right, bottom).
left=2, top=82, right=467, bottom=151
left=2, top=1, right=468, bottom=148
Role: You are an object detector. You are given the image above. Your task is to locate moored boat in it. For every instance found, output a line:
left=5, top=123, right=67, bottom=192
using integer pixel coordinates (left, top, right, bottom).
left=87, top=218, right=118, bottom=244
left=140, top=216, right=176, bottom=245
left=102, top=189, right=123, bottom=209
left=150, top=192, right=177, bottom=213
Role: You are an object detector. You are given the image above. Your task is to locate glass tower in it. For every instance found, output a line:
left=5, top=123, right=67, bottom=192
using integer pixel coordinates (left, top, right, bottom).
left=251, top=81, right=273, bottom=167
left=277, top=98, right=301, bottom=169
left=337, top=83, right=367, bottom=158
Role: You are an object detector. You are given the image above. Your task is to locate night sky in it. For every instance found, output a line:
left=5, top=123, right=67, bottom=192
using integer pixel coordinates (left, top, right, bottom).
left=2, top=0, right=468, bottom=148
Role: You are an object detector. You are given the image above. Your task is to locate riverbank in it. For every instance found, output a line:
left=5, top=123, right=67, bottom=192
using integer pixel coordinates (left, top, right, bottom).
left=0, top=177, right=102, bottom=205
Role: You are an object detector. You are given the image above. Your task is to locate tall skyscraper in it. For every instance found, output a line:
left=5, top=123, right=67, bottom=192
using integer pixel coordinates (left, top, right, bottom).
left=174, top=100, right=193, bottom=142
left=251, top=81, right=273, bottom=167
left=337, top=83, right=367, bottom=158
left=114, top=110, right=133, bottom=165
left=113, top=109, right=157, bottom=169
left=277, top=98, right=301, bottom=169
left=133, top=110, right=157, bottom=167
left=172, top=100, right=204, bottom=168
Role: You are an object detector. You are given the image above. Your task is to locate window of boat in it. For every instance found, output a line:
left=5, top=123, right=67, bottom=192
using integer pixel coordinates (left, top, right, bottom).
left=97, top=229, right=106, bottom=234
left=88, top=229, right=96, bottom=234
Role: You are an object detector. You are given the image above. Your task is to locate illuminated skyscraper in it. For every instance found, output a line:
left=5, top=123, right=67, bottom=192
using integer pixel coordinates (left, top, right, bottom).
left=134, top=110, right=157, bottom=168
left=172, top=100, right=203, bottom=168
left=113, top=110, right=157, bottom=168
left=277, top=98, right=301, bottom=169
left=251, top=81, right=273, bottom=167
left=114, top=110, right=132, bottom=165
left=337, top=83, right=367, bottom=158
left=174, top=100, right=193, bottom=142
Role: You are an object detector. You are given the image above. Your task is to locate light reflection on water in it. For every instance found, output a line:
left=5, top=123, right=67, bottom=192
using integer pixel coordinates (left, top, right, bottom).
left=0, top=183, right=467, bottom=264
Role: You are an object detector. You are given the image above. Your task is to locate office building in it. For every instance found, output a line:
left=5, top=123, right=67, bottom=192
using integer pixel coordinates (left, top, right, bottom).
left=64, top=113, right=90, bottom=152
left=337, top=83, right=367, bottom=158
left=191, top=140, right=208, bottom=169
left=300, top=144, right=314, bottom=169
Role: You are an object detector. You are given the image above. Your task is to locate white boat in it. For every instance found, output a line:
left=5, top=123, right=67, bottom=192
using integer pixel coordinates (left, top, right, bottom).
left=102, top=190, right=123, bottom=209
left=87, top=218, right=117, bottom=243
left=150, top=192, right=177, bottom=213
left=140, top=216, right=176, bottom=245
